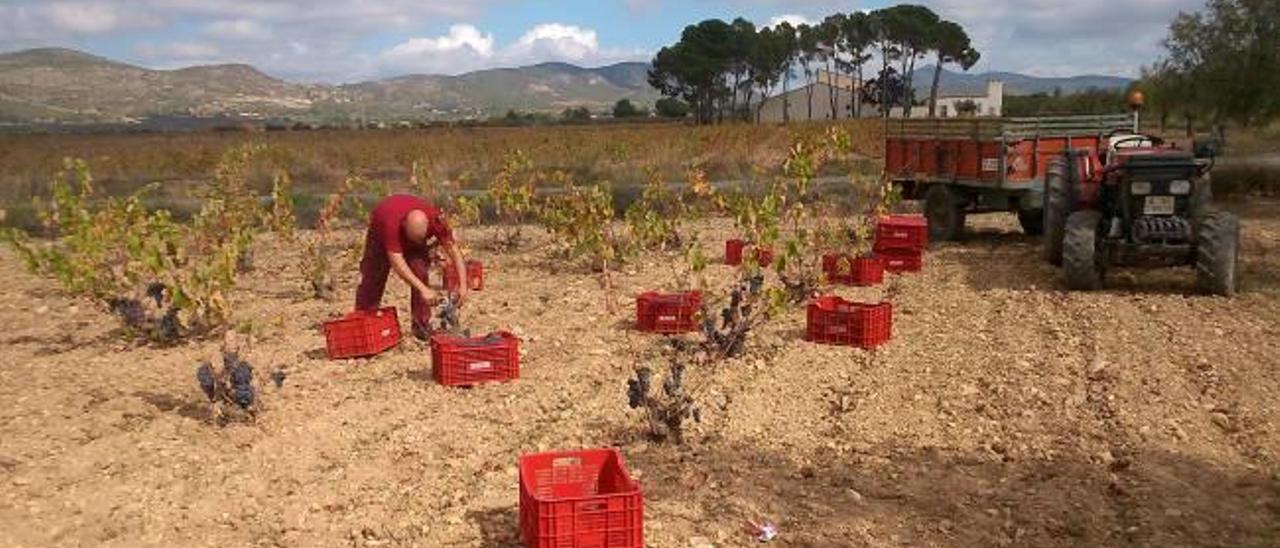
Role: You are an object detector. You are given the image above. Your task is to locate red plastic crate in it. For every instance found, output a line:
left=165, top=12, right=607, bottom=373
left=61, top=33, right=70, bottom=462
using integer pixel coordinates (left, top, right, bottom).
left=725, top=239, right=746, bottom=265
left=806, top=297, right=893, bottom=348
left=322, top=307, right=402, bottom=359
left=429, top=331, right=520, bottom=387
left=442, top=260, right=485, bottom=291
left=875, top=215, right=929, bottom=251
left=636, top=291, right=701, bottom=334
left=822, top=253, right=885, bottom=286
left=725, top=239, right=773, bottom=267
left=520, top=449, right=644, bottom=548
left=877, top=248, right=924, bottom=273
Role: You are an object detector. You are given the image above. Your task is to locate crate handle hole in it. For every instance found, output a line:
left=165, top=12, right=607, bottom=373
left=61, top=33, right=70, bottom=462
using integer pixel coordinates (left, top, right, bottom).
left=551, top=457, right=582, bottom=468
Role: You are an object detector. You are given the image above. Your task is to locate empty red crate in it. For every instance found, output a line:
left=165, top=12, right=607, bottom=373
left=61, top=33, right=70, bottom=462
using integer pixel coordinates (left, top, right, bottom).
left=878, top=248, right=924, bottom=273
left=442, top=260, right=485, bottom=291
left=822, top=253, right=885, bottom=286
left=520, top=449, right=644, bottom=548
left=429, top=331, right=520, bottom=386
left=725, top=239, right=772, bottom=267
left=323, top=307, right=402, bottom=359
left=725, top=239, right=746, bottom=265
left=636, top=291, right=701, bottom=334
left=806, top=297, right=893, bottom=348
left=875, top=215, right=929, bottom=251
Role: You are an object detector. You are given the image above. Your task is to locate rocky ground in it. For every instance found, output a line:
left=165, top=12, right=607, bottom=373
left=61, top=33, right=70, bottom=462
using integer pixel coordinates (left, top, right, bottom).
left=0, top=203, right=1277, bottom=547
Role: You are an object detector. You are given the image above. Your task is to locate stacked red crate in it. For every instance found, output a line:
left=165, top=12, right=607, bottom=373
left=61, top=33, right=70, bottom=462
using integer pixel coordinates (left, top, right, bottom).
left=821, top=253, right=885, bottom=286
left=873, top=215, right=928, bottom=273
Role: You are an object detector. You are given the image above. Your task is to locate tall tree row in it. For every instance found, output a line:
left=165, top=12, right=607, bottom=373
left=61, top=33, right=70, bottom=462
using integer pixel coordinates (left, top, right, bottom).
left=649, top=4, right=981, bottom=124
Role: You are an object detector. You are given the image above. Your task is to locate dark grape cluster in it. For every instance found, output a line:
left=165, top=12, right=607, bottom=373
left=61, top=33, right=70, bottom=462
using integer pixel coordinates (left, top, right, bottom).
left=229, top=360, right=255, bottom=410
left=153, top=307, right=183, bottom=343
left=145, top=282, right=167, bottom=307
left=107, top=297, right=147, bottom=329
left=196, top=362, right=217, bottom=401
left=627, top=368, right=652, bottom=409
left=436, top=294, right=461, bottom=333
left=699, top=274, right=762, bottom=359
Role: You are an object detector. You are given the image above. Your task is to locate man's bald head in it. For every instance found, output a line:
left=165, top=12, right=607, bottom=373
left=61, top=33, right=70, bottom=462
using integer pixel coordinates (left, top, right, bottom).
left=404, top=210, right=430, bottom=245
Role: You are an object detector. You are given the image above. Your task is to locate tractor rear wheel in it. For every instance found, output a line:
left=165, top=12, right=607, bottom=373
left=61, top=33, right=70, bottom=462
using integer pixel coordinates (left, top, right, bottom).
left=1043, top=157, right=1072, bottom=266
left=1063, top=210, right=1104, bottom=291
left=1018, top=209, right=1044, bottom=236
left=1195, top=211, right=1239, bottom=296
left=924, top=184, right=966, bottom=242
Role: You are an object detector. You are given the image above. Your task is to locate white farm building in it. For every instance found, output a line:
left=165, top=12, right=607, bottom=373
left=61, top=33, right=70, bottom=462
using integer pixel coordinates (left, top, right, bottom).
left=756, top=71, right=1004, bottom=123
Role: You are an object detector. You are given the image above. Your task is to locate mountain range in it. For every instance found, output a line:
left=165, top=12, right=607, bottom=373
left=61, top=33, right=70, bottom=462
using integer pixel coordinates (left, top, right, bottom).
left=0, top=48, right=1132, bottom=125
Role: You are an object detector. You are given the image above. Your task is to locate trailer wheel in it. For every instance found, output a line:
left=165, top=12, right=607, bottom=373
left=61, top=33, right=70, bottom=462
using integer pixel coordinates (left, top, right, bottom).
left=1043, top=158, right=1071, bottom=266
left=1195, top=211, right=1239, bottom=296
left=1018, top=209, right=1044, bottom=236
left=924, top=185, right=966, bottom=242
left=1063, top=210, right=1104, bottom=291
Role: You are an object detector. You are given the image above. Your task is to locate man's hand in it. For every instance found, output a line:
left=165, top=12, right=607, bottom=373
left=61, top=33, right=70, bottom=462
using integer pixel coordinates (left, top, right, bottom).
left=443, top=242, right=469, bottom=308
left=388, top=252, right=440, bottom=305
left=415, top=280, right=442, bottom=306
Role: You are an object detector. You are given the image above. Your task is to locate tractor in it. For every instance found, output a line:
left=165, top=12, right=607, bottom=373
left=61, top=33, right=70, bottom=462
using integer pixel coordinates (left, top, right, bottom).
left=1041, top=130, right=1239, bottom=295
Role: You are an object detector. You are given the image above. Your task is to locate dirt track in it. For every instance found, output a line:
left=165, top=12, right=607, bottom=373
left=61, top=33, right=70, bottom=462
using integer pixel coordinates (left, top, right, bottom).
left=1, top=203, right=1277, bottom=547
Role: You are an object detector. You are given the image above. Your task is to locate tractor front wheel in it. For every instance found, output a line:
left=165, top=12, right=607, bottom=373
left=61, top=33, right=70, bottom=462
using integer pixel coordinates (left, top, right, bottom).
left=924, top=184, right=966, bottom=242
left=1195, top=211, right=1240, bottom=296
left=1043, top=157, right=1072, bottom=266
left=1063, top=210, right=1104, bottom=291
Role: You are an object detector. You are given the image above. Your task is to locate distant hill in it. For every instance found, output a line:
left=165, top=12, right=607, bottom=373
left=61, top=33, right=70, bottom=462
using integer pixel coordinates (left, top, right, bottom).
left=334, top=62, right=658, bottom=119
left=0, top=48, right=1133, bottom=125
left=913, top=65, right=1133, bottom=96
left=0, top=48, right=315, bottom=123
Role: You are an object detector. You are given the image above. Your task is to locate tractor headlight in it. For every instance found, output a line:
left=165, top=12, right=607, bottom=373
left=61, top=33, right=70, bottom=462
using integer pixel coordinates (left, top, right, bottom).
left=1169, top=180, right=1192, bottom=195
left=1131, top=181, right=1153, bottom=195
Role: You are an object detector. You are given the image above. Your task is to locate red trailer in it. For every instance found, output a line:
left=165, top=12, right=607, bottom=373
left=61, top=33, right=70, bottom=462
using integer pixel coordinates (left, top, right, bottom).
left=885, top=114, right=1135, bottom=241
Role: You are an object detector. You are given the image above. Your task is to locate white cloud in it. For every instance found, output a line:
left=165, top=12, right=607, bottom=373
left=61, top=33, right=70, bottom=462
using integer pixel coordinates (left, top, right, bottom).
left=378, top=22, right=646, bottom=77
left=388, top=24, right=496, bottom=58
left=508, top=23, right=599, bottom=62
left=205, top=19, right=272, bottom=41
left=41, top=1, right=161, bottom=34
left=765, top=14, right=814, bottom=29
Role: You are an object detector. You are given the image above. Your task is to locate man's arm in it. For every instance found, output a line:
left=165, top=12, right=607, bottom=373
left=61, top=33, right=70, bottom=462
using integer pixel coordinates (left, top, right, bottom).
left=442, top=242, right=469, bottom=306
left=387, top=252, right=439, bottom=305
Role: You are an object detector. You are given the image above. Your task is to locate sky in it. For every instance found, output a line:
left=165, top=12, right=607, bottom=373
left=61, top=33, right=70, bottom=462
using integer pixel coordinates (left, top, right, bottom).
left=0, top=0, right=1207, bottom=83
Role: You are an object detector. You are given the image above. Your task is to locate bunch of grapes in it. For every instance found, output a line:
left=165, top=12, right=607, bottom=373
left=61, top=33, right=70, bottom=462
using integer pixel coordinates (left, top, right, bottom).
left=153, top=307, right=183, bottom=343
left=193, top=348, right=260, bottom=423
left=229, top=360, right=255, bottom=409
left=104, top=282, right=184, bottom=343
left=196, top=362, right=217, bottom=401
left=699, top=274, right=763, bottom=359
left=627, top=367, right=652, bottom=409
left=436, top=293, right=462, bottom=334
left=145, top=282, right=167, bottom=307
left=624, top=361, right=701, bottom=443
left=107, top=298, right=148, bottom=329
